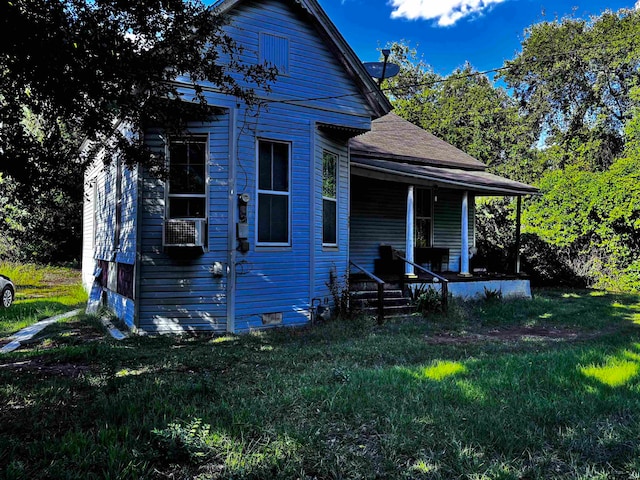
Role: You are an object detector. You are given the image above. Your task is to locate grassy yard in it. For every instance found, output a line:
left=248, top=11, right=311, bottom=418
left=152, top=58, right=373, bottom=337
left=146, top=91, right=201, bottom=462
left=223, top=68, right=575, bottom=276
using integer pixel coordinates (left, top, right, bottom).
left=2, top=289, right=640, bottom=479
left=0, top=263, right=87, bottom=338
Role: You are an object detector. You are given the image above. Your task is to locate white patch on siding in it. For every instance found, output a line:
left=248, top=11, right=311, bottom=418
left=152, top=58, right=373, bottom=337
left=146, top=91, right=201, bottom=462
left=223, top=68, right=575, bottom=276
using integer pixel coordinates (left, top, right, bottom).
left=262, top=312, right=283, bottom=325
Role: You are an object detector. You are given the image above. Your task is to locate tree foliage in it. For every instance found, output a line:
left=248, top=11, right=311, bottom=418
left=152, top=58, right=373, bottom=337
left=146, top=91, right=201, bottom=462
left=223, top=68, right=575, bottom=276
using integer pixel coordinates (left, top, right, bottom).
left=2, top=0, right=275, bottom=171
left=510, top=10, right=640, bottom=291
left=500, top=8, right=640, bottom=171
left=383, top=43, right=538, bottom=182
left=0, top=0, right=276, bottom=262
left=388, top=7, right=640, bottom=292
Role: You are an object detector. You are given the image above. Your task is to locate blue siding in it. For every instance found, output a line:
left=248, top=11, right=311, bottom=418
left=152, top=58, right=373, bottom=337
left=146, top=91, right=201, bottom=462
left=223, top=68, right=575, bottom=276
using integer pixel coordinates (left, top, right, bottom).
left=232, top=106, right=312, bottom=331
left=433, top=190, right=475, bottom=272
left=350, top=177, right=406, bottom=272
left=138, top=115, right=230, bottom=333
left=88, top=157, right=138, bottom=264
left=93, top=159, right=116, bottom=262
left=312, top=130, right=350, bottom=308
left=85, top=0, right=378, bottom=333
left=187, top=0, right=375, bottom=117
left=350, top=176, right=475, bottom=273
left=106, top=291, right=136, bottom=328
left=221, top=0, right=373, bottom=332
left=82, top=136, right=139, bottom=327
left=116, top=165, right=138, bottom=265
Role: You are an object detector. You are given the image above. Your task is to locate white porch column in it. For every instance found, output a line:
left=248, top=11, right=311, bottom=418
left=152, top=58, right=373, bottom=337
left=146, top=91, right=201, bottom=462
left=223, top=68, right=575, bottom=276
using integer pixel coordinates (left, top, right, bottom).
left=405, top=185, right=416, bottom=278
left=515, top=196, right=522, bottom=274
left=460, top=190, right=471, bottom=277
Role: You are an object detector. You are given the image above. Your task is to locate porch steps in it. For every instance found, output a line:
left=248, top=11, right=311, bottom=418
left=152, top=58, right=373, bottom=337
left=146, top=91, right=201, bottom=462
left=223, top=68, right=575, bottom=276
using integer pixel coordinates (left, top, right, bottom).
left=349, top=276, right=415, bottom=317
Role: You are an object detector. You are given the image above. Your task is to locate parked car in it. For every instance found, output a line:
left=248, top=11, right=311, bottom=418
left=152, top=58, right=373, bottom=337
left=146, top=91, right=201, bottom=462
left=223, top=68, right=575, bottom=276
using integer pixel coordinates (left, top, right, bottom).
left=0, top=275, right=15, bottom=308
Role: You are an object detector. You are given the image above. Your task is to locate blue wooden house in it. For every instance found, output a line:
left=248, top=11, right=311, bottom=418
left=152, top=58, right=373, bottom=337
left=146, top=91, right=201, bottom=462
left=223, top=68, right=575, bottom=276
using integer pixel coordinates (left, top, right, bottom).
left=82, top=0, right=536, bottom=333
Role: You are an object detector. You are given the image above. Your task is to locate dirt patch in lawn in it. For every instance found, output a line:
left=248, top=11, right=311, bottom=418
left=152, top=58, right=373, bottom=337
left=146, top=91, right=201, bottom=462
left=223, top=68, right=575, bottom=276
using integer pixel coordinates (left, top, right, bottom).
left=42, top=268, right=82, bottom=286
left=424, top=326, right=600, bottom=345
left=0, top=358, right=91, bottom=377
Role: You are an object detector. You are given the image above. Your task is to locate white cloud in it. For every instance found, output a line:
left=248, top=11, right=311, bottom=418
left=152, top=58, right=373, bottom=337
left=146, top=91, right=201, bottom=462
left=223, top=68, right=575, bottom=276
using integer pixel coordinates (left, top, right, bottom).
left=389, top=0, right=507, bottom=26
left=635, top=0, right=640, bottom=10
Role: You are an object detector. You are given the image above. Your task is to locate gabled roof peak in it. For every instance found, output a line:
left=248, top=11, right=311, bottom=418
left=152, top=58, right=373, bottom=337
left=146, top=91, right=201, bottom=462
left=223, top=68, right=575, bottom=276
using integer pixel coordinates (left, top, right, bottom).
left=212, top=0, right=392, bottom=117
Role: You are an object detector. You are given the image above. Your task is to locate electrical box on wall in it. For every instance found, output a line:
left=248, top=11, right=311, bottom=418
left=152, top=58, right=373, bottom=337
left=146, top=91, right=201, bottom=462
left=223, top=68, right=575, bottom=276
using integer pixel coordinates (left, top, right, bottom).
left=237, top=193, right=250, bottom=253
left=237, top=222, right=248, bottom=239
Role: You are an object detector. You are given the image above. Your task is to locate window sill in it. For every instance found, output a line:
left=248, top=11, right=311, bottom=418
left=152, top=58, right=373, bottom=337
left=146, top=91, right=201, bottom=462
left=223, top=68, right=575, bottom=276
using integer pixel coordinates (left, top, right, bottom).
left=255, top=245, right=293, bottom=252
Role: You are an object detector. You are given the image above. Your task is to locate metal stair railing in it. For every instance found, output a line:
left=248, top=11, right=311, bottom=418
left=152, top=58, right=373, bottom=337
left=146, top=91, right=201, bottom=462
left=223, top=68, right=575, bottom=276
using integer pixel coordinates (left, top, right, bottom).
left=349, top=260, right=386, bottom=325
left=393, top=253, right=449, bottom=313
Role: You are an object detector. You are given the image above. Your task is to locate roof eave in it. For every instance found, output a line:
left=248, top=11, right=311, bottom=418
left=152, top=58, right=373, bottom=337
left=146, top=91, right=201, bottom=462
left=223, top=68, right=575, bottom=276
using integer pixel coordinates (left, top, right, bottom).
left=351, top=151, right=487, bottom=171
left=351, top=162, right=539, bottom=196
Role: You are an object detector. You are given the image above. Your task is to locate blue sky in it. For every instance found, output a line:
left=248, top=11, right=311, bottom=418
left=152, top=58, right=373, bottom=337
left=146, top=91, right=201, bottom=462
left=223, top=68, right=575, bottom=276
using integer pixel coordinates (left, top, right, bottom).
left=317, top=0, right=639, bottom=76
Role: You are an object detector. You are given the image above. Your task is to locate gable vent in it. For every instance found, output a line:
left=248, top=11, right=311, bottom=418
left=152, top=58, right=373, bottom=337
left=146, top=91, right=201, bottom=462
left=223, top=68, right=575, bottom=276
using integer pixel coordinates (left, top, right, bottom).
left=163, top=219, right=206, bottom=247
left=260, top=33, right=289, bottom=75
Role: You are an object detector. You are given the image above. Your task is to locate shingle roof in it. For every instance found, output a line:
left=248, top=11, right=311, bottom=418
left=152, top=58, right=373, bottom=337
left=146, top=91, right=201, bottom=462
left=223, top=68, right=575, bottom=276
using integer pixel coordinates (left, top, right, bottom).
left=349, top=112, right=538, bottom=195
left=349, top=112, right=487, bottom=171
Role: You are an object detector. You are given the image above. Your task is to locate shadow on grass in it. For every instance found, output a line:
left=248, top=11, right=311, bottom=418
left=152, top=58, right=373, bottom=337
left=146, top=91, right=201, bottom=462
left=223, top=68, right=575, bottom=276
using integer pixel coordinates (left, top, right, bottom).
left=3, top=290, right=640, bottom=478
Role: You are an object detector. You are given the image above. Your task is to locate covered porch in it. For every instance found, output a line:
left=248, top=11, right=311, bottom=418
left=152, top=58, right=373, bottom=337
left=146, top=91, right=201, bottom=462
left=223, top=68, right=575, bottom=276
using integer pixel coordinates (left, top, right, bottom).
left=347, top=113, right=538, bottom=305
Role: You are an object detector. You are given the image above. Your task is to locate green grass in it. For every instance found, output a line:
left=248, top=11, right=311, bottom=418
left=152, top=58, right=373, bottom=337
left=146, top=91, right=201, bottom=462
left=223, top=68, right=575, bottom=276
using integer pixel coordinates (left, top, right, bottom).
left=2, top=289, right=640, bottom=479
left=0, top=262, right=87, bottom=338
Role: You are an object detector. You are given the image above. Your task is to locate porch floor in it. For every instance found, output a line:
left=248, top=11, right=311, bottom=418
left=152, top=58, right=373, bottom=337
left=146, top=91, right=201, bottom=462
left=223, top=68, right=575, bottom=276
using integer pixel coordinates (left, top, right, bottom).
left=370, top=271, right=529, bottom=284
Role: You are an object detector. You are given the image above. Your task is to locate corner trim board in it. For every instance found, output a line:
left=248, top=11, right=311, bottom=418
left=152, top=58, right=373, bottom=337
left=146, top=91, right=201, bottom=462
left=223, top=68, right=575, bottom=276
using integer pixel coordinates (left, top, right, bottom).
left=227, top=107, right=238, bottom=333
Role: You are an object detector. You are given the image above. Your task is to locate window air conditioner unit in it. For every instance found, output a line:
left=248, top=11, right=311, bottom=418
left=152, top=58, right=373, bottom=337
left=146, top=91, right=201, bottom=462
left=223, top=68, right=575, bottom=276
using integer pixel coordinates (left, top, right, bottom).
left=163, top=219, right=206, bottom=247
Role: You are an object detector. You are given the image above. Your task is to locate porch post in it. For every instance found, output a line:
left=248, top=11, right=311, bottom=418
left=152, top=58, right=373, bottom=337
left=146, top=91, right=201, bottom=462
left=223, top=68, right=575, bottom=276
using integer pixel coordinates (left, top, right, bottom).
left=460, top=190, right=471, bottom=277
left=405, top=185, right=416, bottom=278
left=515, top=196, right=522, bottom=274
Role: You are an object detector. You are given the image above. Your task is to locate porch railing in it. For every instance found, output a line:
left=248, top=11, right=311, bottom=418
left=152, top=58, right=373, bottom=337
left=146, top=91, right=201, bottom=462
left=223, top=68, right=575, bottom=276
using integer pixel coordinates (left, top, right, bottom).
left=393, top=252, right=449, bottom=314
left=349, top=260, right=386, bottom=325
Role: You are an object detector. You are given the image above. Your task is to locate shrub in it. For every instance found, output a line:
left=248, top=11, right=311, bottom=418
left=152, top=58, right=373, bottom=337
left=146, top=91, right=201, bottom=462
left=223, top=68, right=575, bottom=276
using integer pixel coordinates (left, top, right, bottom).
left=327, top=269, right=356, bottom=320
left=483, top=287, right=502, bottom=302
left=412, top=286, right=443, bottom=315
left=151, top=418, right=212, bottom=465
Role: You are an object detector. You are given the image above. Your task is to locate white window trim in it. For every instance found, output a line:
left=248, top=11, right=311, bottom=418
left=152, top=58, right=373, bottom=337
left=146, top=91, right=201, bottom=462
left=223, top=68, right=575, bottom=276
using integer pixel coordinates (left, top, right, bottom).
left=91, top=178, right=98, bottom=250
left=164, top=134, right=210, bottom=222
left=256, top=138, right=292, bottom=247
left=322, top=149, right=339, bottom=248
left=415, top=187, right=433, bottom=247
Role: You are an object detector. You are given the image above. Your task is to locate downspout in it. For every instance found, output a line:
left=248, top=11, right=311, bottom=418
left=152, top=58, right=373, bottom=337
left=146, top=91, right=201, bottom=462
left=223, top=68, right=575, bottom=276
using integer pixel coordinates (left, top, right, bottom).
left=227, top=107, right=238, bottom=333
left=309, top=121, right=316, bottom=319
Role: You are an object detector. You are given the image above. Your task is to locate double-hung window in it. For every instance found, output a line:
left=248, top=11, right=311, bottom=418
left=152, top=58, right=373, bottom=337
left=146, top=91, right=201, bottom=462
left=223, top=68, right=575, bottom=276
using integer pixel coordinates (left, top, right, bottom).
left=322, top=150, right=338, bottom=246
left=257, top=139, right=290, bottom=245
left=167, top=137, right=207, bottom=219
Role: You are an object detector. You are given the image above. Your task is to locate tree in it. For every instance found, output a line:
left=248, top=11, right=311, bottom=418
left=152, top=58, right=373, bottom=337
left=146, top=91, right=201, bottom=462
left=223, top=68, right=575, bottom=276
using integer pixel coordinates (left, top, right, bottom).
left=0, top=0, right=276, bottom=262
left=383, top=43, right=538, bottom=182
left=500, top=10, right=640, bottom=290
left=500, top=9, right=640, bottom=171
